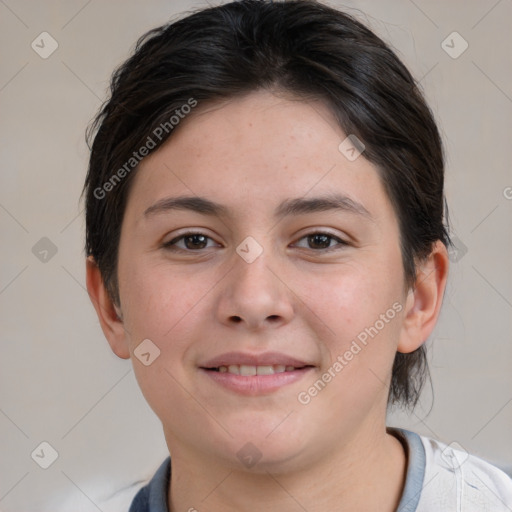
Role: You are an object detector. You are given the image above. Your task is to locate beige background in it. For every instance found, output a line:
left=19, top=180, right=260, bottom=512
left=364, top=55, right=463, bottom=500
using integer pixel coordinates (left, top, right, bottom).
left=1, top=0, right=511, bottom=510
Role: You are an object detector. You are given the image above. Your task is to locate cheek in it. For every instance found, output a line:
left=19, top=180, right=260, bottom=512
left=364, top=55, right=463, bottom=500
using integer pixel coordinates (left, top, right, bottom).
left=119, top=262, right=208, bottom=417
left=295, top=270, right=403, bottom=423
left=119, top=259, right=207, bottom=349
left=298, top=259, right=404, bottom=399
left=302, top=265, right=398, bottom=341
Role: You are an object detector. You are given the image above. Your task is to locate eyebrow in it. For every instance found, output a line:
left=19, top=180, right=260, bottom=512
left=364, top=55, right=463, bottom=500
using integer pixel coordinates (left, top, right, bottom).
left=143, top=193, right=374, bottom=221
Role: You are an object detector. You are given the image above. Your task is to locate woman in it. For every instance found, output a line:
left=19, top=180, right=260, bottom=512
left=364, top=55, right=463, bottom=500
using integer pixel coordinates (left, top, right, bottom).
left=83, top=1, right=512, bottom=510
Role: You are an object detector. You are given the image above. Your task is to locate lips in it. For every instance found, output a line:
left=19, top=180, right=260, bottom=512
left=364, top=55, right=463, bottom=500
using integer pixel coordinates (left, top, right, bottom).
left=199, top=351, right=315, bottom=395
left=200, top=351, right=312, bottom=370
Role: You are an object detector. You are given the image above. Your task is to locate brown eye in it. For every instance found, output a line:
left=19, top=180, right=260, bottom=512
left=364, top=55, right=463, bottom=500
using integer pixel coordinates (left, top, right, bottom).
left=307, top=234, right=332, bottom=249
left=163, top=232, right=217, bottom=252
left=294, top=232, right=348, bottom=252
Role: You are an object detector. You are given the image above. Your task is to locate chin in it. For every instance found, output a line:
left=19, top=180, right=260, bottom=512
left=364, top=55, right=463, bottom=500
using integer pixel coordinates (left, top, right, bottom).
left=232, top=442, right=310, bottom=475
left=219, top=421, right=310, bottom=472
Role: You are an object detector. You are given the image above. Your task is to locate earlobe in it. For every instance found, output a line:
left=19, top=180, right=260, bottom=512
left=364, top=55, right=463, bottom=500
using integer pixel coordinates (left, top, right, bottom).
left=85, top=256, right=131, bottom=360
left=397, top=241, right=449, bottom=354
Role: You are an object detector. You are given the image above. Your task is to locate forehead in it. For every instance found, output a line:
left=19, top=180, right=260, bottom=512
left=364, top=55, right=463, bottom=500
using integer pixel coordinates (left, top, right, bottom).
left=124, top=90, right=395, bottom=227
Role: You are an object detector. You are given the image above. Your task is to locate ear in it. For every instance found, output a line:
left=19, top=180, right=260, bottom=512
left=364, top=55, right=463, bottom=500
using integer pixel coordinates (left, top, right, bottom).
left=397, top=240, right=449, bottom=353
left=85, top=256, right=130, bottom=359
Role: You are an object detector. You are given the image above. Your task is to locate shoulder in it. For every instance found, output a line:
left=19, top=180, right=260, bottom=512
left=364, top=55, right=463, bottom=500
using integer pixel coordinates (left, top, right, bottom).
left=417, top=433, right=512, bottom=511
left=128, top=457, right=171, bottom=512
left=129, top=485, right=150, bottom=512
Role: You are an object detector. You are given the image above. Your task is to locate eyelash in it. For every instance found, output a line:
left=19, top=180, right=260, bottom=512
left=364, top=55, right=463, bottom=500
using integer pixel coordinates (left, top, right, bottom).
left=162, top=231, right=349, bottom=253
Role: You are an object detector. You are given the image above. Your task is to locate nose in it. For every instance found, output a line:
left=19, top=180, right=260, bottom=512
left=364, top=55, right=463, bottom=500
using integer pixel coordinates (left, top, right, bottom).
left=216, top=246, right=295, bottom=331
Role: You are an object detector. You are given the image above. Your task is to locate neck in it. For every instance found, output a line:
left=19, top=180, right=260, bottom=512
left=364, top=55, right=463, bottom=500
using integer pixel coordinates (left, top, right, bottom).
left=165, top=423, right=407, bottom=512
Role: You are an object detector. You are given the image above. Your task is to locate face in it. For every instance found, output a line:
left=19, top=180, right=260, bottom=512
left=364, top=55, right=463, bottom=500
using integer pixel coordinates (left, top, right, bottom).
left=114, top=90, right=412, bottom=471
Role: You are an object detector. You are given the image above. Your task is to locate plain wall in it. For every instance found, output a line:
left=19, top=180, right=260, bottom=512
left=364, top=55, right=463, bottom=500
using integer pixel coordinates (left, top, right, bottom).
left=1, top=0, right=511, bottom=510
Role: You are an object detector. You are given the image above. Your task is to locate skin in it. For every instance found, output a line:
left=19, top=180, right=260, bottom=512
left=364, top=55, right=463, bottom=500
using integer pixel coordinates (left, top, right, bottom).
left=86, top=89, right=449, bottom=511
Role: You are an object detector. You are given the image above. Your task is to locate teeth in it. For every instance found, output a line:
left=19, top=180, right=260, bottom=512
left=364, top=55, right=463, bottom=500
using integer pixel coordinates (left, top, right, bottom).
left=216, top=364, right=299, bottom=375
left=240, top=365, right=257, bottom=376
left=227, top=365, right=240, bottom=375
left=256, top=365, right=274, bottom=375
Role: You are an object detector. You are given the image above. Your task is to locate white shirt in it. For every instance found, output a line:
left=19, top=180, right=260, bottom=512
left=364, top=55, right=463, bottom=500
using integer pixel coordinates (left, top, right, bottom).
left=392, top=428, right=512, bottom=511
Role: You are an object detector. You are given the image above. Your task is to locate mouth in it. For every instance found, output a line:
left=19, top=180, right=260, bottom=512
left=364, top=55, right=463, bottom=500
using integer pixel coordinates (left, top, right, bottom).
left=199, top=352, right=315, bottom=395
left=205, top=364, right=311, bottom=375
